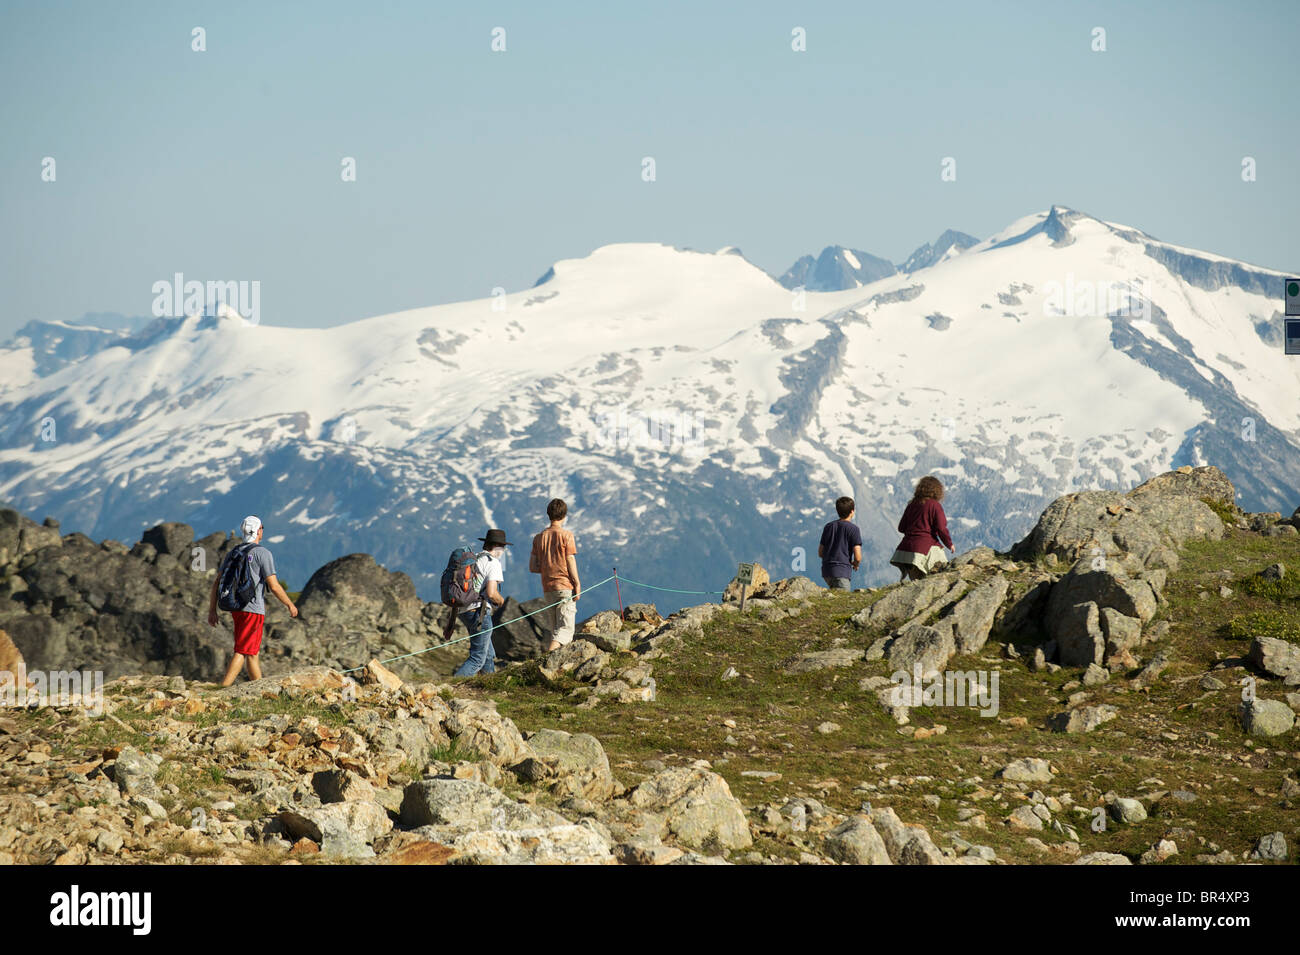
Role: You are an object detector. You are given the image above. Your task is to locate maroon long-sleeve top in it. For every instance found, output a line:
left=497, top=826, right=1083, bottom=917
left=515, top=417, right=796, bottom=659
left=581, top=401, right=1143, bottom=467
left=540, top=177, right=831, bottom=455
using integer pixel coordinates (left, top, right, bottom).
left=897, top=497, right=953, bottom=554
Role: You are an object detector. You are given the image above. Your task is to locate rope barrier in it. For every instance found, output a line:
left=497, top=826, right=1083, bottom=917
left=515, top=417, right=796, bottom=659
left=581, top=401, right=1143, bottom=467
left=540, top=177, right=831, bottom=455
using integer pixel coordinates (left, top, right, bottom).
left=341, top=573, right=617, bottom=673
left=611, top=574, right=726, bottom=596
left=340, top=569, right=728, bottom=676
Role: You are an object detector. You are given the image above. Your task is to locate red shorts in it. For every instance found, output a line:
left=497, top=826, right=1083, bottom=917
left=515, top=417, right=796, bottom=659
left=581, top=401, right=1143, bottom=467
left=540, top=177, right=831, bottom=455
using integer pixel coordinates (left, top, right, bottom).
left=231, top=610, right=265, bottom=656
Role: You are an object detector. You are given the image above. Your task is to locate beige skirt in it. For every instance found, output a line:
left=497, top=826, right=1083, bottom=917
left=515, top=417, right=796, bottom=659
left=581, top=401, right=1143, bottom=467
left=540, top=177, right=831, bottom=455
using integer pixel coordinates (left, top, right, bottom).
left=890, top=545, right=947, bottom=575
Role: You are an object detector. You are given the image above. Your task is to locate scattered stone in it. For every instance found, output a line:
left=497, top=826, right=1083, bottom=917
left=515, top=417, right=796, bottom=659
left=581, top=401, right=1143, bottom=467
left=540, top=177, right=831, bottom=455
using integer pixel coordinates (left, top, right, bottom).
left=1048, top=704, right=1118, bottom=734
left=1110, top=797, right=1147, bottom=824
left=824, top=816, right=892, bottom=865
left=997, top=757, right=1053, bottom=784
left=784, top=648, right=864, bottom=673
left=1249, top=832, right=1288, bottom=861
left=1239, top=699, right=1296, bottom=738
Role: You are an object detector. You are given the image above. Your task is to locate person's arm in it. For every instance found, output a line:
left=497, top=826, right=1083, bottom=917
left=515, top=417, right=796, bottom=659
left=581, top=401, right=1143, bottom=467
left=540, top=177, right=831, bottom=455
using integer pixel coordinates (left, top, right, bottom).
left=207, top=576, right=220, bottom=627
left=933, top=502, right=954, bottom=550
left=483, top=578, right=505, bottom=608
left=265, top=575, right=299, bottom=617
left=529, top=537, right=540, bottom=574
left=851, top=544, right=862, bottom=570
left=567, top=554, right=581, bottom=601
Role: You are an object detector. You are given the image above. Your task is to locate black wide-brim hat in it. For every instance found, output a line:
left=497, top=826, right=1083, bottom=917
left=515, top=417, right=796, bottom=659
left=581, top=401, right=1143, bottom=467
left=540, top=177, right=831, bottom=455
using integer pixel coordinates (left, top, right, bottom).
left=479, top=529, right=512, bottom=547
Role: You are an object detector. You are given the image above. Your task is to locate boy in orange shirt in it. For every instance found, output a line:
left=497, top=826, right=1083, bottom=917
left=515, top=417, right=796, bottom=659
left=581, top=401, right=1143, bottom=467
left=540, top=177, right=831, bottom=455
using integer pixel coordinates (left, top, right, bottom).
left=529, top=498, right=581, bottom=652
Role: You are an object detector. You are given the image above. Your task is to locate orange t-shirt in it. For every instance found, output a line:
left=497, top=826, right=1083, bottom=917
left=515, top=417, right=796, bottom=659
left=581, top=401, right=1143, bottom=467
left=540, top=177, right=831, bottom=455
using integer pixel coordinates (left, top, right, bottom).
left=531, top=526, right=577, bottom=591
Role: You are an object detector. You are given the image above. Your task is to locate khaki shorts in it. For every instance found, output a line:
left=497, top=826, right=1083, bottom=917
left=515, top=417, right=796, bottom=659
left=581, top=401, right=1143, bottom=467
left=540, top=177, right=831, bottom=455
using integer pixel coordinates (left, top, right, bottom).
left=890, top=545, right=948, bottom=575
left=543, top=589, right=577, bottom=646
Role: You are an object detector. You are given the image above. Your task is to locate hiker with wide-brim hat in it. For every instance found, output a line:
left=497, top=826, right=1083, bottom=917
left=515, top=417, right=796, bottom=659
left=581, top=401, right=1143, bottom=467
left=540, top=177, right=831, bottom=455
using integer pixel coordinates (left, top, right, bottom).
left=448, top=528, right=510, bottom=677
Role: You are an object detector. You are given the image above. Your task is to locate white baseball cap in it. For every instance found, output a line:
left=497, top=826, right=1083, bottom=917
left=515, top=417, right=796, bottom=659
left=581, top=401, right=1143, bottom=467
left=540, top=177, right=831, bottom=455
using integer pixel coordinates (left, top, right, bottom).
left=240, top=515, right=262, bottom=543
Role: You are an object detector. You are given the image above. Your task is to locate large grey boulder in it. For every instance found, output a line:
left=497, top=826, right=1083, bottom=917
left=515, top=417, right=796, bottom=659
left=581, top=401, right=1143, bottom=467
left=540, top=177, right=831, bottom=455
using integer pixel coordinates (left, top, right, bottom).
left=1048, top=704, right=1118, bottom=734
left=400, top=777, right=566, bottom=831
left=279, top=801, right=392, bottom=858
left=447, top=822, right=614, bottom=865
left=1046, top=564, right=1159, bottom=627
left=1248, top=637, right=1300, bottom=684
left=1129, top=464, right=1235, bottom=506
left=492, top=596, right=546, bottom=660
left=867, top=807, right=946, bottom=865
left=629, top=768, right=752, bottom=851
left=1239, top=699, right=1296, bottom=737
left=851, top=572, right=967, bottom=631
left=824, top=815, right=892, bottom=865
left=1012, top=466, right=1229, bottom=569
left=885, top=624, right=956, bottom=678
left=1053, top=601, right=1104, bottom=667
left=943, top=575, right=1010, bottom=654
left=517, top=728, right=615, bottom=801
left=297, top=553, right=423, bottom=630
left=444, top=699, right=531, bottom=766
left=140, top=522, right=194, bottom=557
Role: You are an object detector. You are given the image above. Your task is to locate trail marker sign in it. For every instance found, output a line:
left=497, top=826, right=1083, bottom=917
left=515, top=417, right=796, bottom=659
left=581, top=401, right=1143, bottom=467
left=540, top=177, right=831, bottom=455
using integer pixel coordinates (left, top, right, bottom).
left=1286, top=278, right=1300, bottom=316
left=736, top=562, right=755, bottom=612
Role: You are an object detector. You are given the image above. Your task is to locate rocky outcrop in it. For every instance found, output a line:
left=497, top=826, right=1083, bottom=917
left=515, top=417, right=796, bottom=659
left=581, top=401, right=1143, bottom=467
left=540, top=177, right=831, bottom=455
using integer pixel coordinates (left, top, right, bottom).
left=1011, top=465, right=1229, bottom=570
left=0, top=510, right=485, bottom=682
left=298, top=554, right=423, bottom=630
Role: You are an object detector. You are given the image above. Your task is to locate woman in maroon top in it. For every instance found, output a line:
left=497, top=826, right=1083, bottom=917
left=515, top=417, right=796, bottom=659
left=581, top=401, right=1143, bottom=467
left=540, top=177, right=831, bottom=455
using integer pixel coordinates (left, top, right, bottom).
left=890, top=475, right=954, bottom=581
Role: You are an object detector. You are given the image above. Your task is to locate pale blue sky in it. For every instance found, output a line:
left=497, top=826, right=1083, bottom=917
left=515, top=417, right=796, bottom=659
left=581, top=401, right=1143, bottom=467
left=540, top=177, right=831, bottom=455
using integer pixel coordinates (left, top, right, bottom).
left=1, top=0, right=1296, bottom=338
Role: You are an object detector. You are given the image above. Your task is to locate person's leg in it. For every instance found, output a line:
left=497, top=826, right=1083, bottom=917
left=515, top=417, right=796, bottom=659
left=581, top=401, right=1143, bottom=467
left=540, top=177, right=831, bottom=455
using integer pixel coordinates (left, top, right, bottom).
left=246, top=655, right=262, bottom=681
left=556, top=591, right=576, bottom=646
left=220, top=653, right=245, bottom=687
left=453, top=609, right=488, bottom=677
left=543, top=591, right=562, bottom=653
left=480, top=610, right=497, bottom=674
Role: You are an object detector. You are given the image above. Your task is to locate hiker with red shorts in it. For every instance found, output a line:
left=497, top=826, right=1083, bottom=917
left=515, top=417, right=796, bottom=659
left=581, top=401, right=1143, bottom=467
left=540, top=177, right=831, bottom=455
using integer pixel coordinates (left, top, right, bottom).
left=207, top=515, right=297, bottom=686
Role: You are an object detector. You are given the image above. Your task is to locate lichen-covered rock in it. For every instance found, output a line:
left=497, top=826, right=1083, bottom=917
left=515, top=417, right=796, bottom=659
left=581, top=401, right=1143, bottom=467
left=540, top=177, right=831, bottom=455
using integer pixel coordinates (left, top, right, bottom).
left=443, top=699, right=531, bottom=765
left=824, top=815, right=892, bottom=865
left=518, top=728, right=615, bottom=801
left=447, top=822, right=614, bottom=865
left=629, top=768, right=752, bottom=851
left=852, top=572, right=967, bottom=631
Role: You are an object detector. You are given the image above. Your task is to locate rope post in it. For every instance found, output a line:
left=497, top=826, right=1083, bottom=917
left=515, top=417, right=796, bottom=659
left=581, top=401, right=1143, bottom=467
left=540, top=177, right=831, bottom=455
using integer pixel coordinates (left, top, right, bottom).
left=613, top=566, right=624, bottom=619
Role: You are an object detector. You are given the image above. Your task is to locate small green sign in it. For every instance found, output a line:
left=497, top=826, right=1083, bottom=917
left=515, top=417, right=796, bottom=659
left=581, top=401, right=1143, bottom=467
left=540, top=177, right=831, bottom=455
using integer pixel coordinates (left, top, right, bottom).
left=737, top=563, right=754, bottom=586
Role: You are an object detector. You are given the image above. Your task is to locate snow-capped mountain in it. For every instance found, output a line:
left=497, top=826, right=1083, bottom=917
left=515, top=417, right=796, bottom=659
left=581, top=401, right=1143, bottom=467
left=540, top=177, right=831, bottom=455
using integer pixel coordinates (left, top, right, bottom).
left=2, top=206, right=1297, bottom=612
left=899, top=229, right=980, bottom=273
left=778, top=245, right=897, bottom=291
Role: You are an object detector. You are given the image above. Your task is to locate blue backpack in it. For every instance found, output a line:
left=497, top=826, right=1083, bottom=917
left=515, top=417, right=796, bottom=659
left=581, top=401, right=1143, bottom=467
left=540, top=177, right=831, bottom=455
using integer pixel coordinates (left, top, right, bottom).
left=440, top=547, right=486, bottom=609
left=217, top=543, right=260, bottom=612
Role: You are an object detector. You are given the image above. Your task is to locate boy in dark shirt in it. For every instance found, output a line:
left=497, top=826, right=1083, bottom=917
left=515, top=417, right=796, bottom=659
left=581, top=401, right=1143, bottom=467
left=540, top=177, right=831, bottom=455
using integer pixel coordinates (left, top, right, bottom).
left=819, top=496, right=863, bottom=590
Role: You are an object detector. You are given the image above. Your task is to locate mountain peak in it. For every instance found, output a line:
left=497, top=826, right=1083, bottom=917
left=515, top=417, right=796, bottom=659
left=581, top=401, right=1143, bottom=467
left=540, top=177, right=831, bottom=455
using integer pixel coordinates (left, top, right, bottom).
left=777, top=245, right=896, bottom=291
left=900, top=229, right=979, bottom=273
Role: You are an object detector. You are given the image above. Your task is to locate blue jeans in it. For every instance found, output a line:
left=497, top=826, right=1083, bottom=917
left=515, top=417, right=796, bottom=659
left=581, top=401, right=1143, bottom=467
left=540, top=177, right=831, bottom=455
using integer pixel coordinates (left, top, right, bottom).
left=453, top=605, right=497, bottom=677
left=823, top=576, right=851, bottom=590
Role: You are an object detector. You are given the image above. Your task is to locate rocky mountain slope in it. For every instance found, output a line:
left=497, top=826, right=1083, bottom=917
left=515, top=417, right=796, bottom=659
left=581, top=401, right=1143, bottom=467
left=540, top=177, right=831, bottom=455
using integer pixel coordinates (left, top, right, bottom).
left=0, top=508, right=615, bottom=683
left=1, top=208, right=1297, bottom=613
left=1, top=464, right=1297, bottom=865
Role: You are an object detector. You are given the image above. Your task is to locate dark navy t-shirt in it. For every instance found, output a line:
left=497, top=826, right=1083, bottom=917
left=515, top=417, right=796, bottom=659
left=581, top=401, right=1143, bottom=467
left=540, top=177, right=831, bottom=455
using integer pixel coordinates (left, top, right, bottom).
left=819, top=519, right=862, bottom=578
